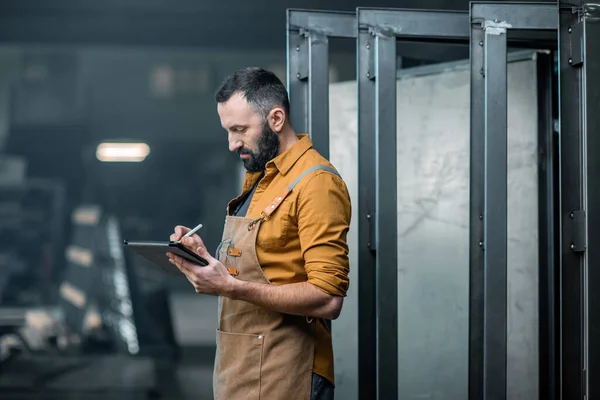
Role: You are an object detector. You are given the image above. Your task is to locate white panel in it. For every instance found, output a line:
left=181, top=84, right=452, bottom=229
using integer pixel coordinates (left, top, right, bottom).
left=328, top=55, right=539, bottom=400
left=329, top=80, right=359, bottom=400
left=506, top=58, right=539, bottom=400
left=395, top=57, right=539, bottom=400
left=396, top=65, right=471, bottom=400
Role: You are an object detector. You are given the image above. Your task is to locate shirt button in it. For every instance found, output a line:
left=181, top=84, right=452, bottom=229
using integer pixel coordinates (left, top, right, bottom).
left=258, top=335, right=263, bottom=340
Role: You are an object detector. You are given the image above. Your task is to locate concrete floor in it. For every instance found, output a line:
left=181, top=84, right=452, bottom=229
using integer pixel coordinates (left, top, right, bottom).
left=0, top=292, right=220, bottom=400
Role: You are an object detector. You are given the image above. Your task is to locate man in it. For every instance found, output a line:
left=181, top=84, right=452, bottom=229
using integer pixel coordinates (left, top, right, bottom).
left=166, top=67, right=351, bottom=400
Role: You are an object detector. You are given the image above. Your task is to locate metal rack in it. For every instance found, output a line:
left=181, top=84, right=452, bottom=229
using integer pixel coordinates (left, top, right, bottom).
left=286, top=2, right=597, bottom=399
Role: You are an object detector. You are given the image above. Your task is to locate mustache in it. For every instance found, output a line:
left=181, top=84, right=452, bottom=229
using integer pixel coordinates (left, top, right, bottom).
left=237, top=148, right=251, bottom=156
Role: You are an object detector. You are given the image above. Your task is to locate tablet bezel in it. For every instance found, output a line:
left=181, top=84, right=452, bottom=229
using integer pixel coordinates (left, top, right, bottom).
left=123, top=240, right=209, bottom=273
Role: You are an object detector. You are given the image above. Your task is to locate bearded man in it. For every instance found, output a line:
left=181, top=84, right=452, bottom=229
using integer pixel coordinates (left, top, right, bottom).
left=167, top=67, right=351, bottom=400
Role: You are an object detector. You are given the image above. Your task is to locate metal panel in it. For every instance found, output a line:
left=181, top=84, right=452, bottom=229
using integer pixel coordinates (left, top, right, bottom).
left=505, top=57, right=541, bottom=400
left=393, top=54, right=540, bottom=400
left=329, top=81, right=359, bottom=400
left=286, top=9, right=356, bottom=159
left=396, top=62, right=471, bottom=400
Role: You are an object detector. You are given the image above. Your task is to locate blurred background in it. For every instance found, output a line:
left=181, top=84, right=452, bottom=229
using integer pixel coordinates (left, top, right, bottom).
left=0, top=0, right=552, bottom=399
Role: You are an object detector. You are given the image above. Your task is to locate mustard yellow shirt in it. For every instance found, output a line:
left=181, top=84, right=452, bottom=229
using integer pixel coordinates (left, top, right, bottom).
left=227, top=134, right=351, bottom=385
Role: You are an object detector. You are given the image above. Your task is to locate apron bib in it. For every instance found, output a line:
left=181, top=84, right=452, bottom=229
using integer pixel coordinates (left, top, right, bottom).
left=213, top=165, right=339, bottom=400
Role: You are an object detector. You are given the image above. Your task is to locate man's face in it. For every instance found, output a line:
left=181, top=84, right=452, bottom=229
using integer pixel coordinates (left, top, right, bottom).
left=217, top=92, right=280, bottom=172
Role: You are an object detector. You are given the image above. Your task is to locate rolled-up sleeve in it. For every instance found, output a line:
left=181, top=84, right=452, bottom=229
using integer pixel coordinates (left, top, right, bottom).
left=296, top=171, right=351, bottom=297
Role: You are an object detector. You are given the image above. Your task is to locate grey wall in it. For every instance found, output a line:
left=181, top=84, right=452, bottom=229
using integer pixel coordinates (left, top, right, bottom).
left=329, top=81, right=359, bottom=398
left=329, top=55, right=540, bottom=400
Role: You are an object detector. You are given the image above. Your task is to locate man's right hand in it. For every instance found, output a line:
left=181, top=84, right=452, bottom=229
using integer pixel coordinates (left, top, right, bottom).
left=170, top=225, right=207, bottom=255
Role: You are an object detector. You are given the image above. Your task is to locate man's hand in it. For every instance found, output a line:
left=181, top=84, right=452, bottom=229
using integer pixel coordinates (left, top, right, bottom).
left=170, top=225, right=207, bottom=255
left=167, top=246, right=235, bottom=296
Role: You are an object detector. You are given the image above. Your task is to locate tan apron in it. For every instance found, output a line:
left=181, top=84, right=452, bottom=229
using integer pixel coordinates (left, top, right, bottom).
left=213, top=165, right=340, bottom=400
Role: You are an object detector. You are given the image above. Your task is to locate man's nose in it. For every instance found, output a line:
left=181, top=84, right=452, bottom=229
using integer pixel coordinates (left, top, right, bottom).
left=229, top=138, right=242, bottom=152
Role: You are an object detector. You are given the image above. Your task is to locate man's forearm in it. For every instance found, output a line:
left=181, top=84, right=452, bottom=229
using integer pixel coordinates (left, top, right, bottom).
left=227, top=280, right=342, bottom=320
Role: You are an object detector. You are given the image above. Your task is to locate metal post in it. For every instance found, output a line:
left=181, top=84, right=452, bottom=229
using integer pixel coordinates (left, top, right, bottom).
left=536, top=51, right=558, bottom=400
left=357, top=24, right=377, bottom=400
left=373, top=30, right=398, bottom=400
left=307, top=32, right=329, bottom=158
left=469, top=20, right=486, bottom=400
left=483, top=21, right=509, bottom=399
left=582, top=4, right=600, bottom=397
left=558, top=3, right=584, bottom=398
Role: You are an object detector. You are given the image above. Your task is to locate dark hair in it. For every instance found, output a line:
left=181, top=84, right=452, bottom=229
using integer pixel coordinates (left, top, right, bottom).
left=214, top=67, right=290, bottom=120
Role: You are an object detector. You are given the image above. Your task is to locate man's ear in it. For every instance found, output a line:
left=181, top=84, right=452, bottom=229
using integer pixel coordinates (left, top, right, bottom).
left=268, top=107, right=286, bottom=133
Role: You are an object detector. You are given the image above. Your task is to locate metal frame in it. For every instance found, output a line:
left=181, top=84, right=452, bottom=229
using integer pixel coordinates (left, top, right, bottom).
left=288, top=3, right=597, bottom=400
left=558, top=1, right=600, bottom=398
left=469, top=3, right=557, bottom=398
left=356, top=8, right=470, bottom=399
left=357, top=4, right=559, bottom=399
left=286, top=10, right=376, bottom=398
left=286, top=9, right=356, bottom=160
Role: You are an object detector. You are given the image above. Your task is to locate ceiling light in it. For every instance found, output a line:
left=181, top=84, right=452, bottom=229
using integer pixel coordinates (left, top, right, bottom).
left=96, top=142, right=150, bottom=162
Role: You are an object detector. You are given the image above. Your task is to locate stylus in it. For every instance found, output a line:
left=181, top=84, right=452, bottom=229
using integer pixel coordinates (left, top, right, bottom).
left=183, top=223, right=203, bottom=238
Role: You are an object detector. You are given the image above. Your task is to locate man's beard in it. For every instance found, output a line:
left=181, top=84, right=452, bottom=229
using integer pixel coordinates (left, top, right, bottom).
left=238, top=123, right=280, bottom=172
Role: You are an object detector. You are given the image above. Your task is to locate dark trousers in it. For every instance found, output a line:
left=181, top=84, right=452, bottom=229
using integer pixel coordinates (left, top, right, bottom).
left=311, top=373, right=334, bottom=400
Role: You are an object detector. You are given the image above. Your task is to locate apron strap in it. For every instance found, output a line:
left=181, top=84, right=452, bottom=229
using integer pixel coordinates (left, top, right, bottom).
left=287, top=165, right=340, bottom=191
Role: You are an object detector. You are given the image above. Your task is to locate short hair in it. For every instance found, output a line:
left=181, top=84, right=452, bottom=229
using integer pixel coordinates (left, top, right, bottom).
left=214, top=67, right=290, bottom=120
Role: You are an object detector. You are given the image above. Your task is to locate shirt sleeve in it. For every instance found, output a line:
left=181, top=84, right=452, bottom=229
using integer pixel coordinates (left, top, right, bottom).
left=296, top=170, right=352, bottom=297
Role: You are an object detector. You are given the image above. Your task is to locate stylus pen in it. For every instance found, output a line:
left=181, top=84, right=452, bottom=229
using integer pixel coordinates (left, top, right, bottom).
left=183, top=223, right=203, bottom=238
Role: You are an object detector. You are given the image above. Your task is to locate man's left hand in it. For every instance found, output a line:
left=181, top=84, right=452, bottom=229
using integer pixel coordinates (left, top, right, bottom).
left=167, top=246, right=235, bottom=296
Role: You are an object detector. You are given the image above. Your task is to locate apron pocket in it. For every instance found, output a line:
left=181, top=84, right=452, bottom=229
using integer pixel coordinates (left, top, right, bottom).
left=214, top=329, right=264, bottom=400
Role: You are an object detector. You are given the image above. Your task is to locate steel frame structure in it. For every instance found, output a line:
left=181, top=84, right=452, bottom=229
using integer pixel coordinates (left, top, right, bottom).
left=356, top=9, right=468, bottom=399
left=287, top=2, right=597, bottom=399
left=469, top=3, right=558, bottom=399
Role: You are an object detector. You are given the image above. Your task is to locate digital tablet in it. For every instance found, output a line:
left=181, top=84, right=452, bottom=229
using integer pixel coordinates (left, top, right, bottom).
left=123, top=240, right=209, bottom=275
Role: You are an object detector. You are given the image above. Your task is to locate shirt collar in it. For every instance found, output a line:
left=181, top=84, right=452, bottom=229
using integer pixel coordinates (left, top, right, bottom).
left=269, top=134, right=313, bottom=176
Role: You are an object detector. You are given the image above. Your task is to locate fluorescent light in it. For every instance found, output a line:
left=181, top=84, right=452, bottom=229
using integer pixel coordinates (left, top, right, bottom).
left=72, top=205, right=102, bottom=226
left=96, top=142, right=150, bottom=162
left=66, top=245, right=93, bottom=267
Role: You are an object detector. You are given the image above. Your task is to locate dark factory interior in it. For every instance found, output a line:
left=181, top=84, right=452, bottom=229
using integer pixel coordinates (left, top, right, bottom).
left=0, top=1, right=597, bottom=399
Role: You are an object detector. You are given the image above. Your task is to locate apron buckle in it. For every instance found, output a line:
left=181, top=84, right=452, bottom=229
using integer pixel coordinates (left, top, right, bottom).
left=260, top=211, right=271, bottom=221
